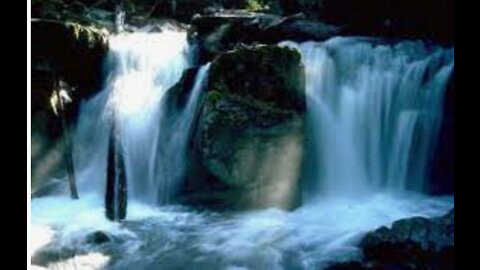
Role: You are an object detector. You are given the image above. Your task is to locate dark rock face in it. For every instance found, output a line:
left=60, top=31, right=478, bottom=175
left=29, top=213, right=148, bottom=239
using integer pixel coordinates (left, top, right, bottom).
left=163, top=67, right=202, bottom=114
left=279, top=0, right=454, bottom=45
left=429, top=70, right=454, bottom=195
left=332, top=208, right=454, bottom=270
left=32, top=20, right=108, bottom=102
left=31, top=20, right=108, bottom=193
left=33, top=0, right=453, bottom=45
left=181, top=45, right=306, bottom=210
left=191, top=11, right=341, bottom=62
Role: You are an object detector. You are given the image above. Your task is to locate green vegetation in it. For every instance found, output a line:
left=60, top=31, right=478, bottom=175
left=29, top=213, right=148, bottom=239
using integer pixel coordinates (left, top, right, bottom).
left=201, top=44, right=305, bottom=135
left=208, top=44, right=304, bottom=112
left=245, top=0, right=268, bottom=12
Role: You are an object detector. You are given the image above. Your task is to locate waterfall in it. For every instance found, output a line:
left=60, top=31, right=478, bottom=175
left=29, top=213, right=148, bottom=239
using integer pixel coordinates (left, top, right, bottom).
left=280, top=37, right=454, bottom=198
left=32, top=34, right=455, bottom=269
left=72, top=30, right=207, bottom=205
left=155, top=64, right=210, bottom=204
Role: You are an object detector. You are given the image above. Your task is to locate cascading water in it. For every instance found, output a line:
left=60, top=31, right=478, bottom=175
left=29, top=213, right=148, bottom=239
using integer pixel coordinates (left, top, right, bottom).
left=31, top=35, right=454, bottom=270
left=72, top=30, right=203, bottom=205
left=154, top=63, right=210, bottom=204
left=281, top=37, right=454, bottom=198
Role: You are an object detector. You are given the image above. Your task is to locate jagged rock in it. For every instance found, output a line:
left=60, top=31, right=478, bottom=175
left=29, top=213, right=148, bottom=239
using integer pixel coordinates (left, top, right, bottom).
left=329, top=208, right=454, bottom=270
left=190, top=11, right=341, bottom=62
left=181, top=45, right=306, bottom=210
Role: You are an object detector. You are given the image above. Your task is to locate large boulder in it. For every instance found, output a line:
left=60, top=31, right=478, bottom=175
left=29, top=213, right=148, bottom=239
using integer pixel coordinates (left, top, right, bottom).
left=180, top=44, right=306, bottom=210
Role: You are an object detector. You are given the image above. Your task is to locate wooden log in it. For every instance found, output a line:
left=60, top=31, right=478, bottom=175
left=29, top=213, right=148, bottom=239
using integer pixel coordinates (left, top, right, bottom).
left=54, top=79, right=79, bottom=200
left=105, top=114, right=128, bottom=221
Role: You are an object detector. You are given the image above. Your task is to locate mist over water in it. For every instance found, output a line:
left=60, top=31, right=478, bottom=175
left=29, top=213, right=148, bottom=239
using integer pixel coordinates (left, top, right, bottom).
left=32, top=33, right=454, bottom=270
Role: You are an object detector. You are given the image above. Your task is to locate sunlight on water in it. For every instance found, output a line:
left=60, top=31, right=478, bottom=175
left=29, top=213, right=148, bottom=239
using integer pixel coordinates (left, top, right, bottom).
left=71, top=30, right=208, bottom=205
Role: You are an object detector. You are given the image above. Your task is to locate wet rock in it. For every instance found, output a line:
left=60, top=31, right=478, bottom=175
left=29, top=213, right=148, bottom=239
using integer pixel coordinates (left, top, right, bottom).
left=163, top=67, right=202, bottom=113
left=86, top=231, right=113, bottom=245
left=330, top=208, right=454, bottom=270
left=207, top=44, right=305, bottom=111
left=181, top=45, right=306, bottom=210
left=190, top=11, right=341, bottom=62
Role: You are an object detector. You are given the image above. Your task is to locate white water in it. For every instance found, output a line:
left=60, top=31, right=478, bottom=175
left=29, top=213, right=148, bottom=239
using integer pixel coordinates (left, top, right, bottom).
left=72, top=31, right=206, bottom=205
left=281, top=37, right=454, bottom=198
left=31, top=192, right=453, bottom=269
left=155, top=64, right=210, bottom=204
left=31, top=35, right=454, bottom=270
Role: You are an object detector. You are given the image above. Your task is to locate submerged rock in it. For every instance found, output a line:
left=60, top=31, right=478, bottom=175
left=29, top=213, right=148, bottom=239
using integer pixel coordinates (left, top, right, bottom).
left=181, top=44, right=306, bottom=210
left=86, top=231, right=113, bottom=245
left=329, top=208, right=454, bottom=270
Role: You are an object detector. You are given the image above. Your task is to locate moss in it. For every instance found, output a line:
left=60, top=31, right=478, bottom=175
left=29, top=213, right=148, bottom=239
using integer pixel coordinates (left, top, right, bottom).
left=207, top=44, right=305, bottom=111
left=206, top=90, right=224, bottom=105
left=204, top=90, right=295, bottom=134
left=199, top=43, right=306, bottom=146
left=245, top=0, right=268, bottom=12
left=65, top=22, right=108, bottom=49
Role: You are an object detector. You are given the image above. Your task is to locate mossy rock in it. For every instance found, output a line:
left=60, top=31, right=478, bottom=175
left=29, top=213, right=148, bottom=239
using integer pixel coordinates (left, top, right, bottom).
left=208, top=44, right=305, bottom=111
left=200, top=44, right=306, bottom=163
left=181, top=44, right=306, bottom=210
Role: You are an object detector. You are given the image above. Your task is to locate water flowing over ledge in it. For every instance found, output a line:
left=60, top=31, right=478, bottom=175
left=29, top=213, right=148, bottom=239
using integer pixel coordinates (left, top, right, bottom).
left=72, top=30, right=207, bottom=205
left=32, top=32, right=454, bottom=270
left=281, top=37, right=454, bottom=198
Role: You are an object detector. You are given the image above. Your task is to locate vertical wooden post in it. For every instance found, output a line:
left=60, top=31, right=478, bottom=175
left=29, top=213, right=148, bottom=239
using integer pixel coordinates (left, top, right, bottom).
left=106, top=112, right=128, bottom=221
left=54, top=79, right=79, bottom=200
left=105, top=118, right=116, bottom=220
left=117, top=133, right=127, bottom=220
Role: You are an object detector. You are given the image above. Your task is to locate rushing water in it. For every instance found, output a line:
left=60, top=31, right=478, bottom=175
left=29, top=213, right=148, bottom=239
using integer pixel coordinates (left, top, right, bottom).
left=281, top=37, right=454, bottom=198
left=31, top=34, right=454, bottom=270
left=72, top=30, right=205, bottom=205
left=32, top=192, right=453, bottom=269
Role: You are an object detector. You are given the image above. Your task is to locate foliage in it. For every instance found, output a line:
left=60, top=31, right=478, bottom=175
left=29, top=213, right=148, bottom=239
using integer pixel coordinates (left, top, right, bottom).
left=208, top=45, right=304, bottom=111
left=245, top=0, right=268, bottom=12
